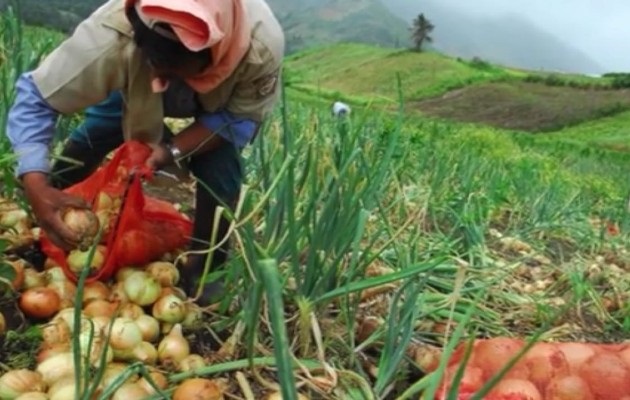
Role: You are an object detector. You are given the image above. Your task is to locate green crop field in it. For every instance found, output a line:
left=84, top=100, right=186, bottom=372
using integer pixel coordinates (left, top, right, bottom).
left=2, top=10, right=630, bottom=400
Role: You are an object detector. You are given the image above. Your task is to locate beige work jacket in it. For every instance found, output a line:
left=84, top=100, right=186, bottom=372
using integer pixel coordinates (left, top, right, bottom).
left=31, top=0, right=285, bottom=144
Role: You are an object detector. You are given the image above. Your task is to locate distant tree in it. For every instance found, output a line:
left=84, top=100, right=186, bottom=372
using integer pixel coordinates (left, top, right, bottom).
left=410, top=13, right=434, bottom=52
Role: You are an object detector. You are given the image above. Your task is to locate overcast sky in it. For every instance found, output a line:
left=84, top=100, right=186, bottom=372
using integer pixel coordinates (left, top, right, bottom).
left=434, top=0, right=630, bottom=72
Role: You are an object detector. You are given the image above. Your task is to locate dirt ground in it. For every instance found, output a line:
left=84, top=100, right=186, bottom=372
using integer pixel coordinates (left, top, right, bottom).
left=410, top=82, right=630, bottom=132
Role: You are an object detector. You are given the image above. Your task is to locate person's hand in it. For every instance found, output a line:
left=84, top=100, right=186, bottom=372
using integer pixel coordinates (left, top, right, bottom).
left=22, top=172, right=90, bottom=251
left=145, top=143, right=174, bottom=171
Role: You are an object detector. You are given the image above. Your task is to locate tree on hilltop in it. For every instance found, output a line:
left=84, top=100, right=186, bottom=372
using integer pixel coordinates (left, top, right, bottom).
left=410, top=13, right=434, bottom=52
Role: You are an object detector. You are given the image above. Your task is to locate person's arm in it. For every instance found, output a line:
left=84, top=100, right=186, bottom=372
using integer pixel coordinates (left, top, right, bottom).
left=6, top=8, right=129, bottom=250
left=146, top=52, right=283, bottom=168
left=7, top=73, right=59, bottom=177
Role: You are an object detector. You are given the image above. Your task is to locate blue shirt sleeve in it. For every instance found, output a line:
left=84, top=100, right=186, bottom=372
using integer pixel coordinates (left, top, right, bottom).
left=197, top=110, right=259, bottom=148
left=6, top=73, right=60, bottom=176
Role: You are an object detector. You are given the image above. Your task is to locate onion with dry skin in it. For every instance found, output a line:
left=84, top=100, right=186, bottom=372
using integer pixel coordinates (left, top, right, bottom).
left=173, top=378, right=224, bottom=400
left=157, top=323, right=190, bottom=367
left=66, top=245, right=106, bottom=274
left=152, top=294, right=186, bottom=324
left=61, top=208, right=100, bottom=250
left=487, top=379, right=542, bottom=400
left=123, top=271, right=161, bottom=306
left=111, top=383, right=148, bottom=400
left=19, top=287, right=61, bottom=319
left=14, top=392, right=49, bottom=400
left=544, top=375, right=594, bottom=400
left=579, top=352, right=630, bottom=399
left=82, top=281, right=111, bottom=303
left=0, top=369, right=45, bottom=399
left=145, top=261, right=180, bottom=287
left=137, top=370, right=168, bottom=395
left=22, top=268, right=48, bottom=290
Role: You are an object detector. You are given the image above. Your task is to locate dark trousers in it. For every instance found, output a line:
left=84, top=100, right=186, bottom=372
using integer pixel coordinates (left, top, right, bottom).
left=51, top=91, right=242, bottom=293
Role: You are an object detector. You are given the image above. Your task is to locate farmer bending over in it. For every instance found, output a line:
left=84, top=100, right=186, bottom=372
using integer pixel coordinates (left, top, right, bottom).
left=5, top=0, right=285, bottom=305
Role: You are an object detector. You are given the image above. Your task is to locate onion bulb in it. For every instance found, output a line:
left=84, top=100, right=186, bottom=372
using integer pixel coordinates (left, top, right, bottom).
left=0, top=369, right=45, bottom=399
left=101, top=363, right=138, bottom=388
left=115, top=267, right=139, bottom=283
left=109, top=282, right=129, bottom=303
left=152, top=294, right=186, bottom=324
left=556, top=343, right=597, bottom=374
left=45, top=267, right=67, bottom=284
left=109, top=318, right=143, bottom=351
left=119, top=303, right=144, bottom=320
left=46, top=280, right=76, bottom=309
left=41, top=319, right=70, bottom=347
left=7, top=259, right=26, bottom=291
left=22, top=268, right=48, bottom=290
left=114, top=341, right=158, bottom=365
left=66, top=245, right=106, bottom=274
left=36, top=343, right=70, bottom=364
left=473, top=338, right=528, bottom=380
left=111, top=383, right=148, bottom=400
left=61, top=208, right=99, bottom=249
left=544, top=375, right=594, bottom=400
left=579, top=352, right=630, bottom=399
left=135, top=315, right=160, bottom=342
left=83, top=299, right=118, bottom=319
left=95, top=192, right=114, bottom=212
left=524, top=343, right=570, bottom=391
left=14, top=392, right=49, bottom=400
left=182, top=303, right=204, bottom=329
left=157, top=324, right=190, bottom=367
left=173, top=378, right=224, bottom=400
left=36, top=352, right=74, bottom=386
left=19, top=287, right=61, bottom=319
left=137, top=370, right=168, bottom=395
left=488, top=379, right=542, bottom=400
left=178, top=354, right=206, bottom=372
left=145, top=261, right=179, bottom=287
left=123, top=271, right=161, bottom=306
left=82, top=281, right=110, bottom=303
left=48, top=376, right=80, bottom=400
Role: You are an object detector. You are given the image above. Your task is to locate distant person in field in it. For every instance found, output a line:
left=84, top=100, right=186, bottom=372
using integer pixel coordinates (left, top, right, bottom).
left=5, top=0, right=285, bottom=305
left=332, top=101, right=351, bottom=117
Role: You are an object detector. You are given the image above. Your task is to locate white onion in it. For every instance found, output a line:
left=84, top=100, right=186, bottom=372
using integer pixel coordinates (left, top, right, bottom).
left=135, top=315, right=160, bottom=342
left=178, top=354, right=207, bottom=372
left=114, top=341, right=158, bottom=365
left=101, top=363, right=138, bottom=388
left=145, top=261, right=180, bottom=287
left=111, top=383, right=148, bottom=400
left=22, top=268, right=48, bottom=289
left=40, top=319, right=70, bottom=347
left=152, top=294, right=186, bottom=324
left=123, top=271, right=161, bottom=306
left=137, top=370, right=168, bottom=395
left=157, top=324, right=190, bottom=367
left=0, top=369, right=45, bottom=399
left=36, top=352, right=74, bottom=386
left=118, top=303, right=144, bottom=320
left=109, top=318, right=143, bottom=351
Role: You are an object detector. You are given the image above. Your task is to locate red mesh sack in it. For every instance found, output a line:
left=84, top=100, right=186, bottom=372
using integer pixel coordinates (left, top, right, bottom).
left=40, top=141, right=193, bottom=283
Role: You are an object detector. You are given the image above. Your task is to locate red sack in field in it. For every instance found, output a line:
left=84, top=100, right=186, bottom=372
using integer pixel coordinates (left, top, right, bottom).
left=40, top=141, right=193, bottom=283
left=433, top=337, right=630, bottom=400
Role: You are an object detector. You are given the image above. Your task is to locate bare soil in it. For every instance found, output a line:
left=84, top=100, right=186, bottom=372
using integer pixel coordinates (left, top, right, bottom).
left=410, top=82, right=630, bottom=132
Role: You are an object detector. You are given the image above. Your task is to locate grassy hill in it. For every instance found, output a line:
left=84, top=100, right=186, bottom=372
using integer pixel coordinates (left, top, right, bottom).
left=285, top=43, right=630, bottom=133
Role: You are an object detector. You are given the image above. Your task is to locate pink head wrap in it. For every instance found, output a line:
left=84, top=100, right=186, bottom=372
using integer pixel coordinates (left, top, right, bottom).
left=125, top=0, right=251, bottom=93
